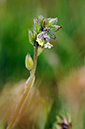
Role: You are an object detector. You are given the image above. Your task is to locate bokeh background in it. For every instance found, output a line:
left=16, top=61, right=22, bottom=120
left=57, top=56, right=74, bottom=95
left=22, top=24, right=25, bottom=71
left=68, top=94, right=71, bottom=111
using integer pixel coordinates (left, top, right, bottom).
left=0, top=0, right=85, bottom=128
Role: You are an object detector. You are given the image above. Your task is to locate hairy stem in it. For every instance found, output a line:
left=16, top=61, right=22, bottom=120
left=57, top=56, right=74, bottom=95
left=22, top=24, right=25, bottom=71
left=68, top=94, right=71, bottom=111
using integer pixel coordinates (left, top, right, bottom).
left=7, top=45, right=38, bottom=129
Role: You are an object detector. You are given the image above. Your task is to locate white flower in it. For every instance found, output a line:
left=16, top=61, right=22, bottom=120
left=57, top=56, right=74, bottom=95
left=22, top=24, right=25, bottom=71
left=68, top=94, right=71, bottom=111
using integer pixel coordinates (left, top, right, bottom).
left=44, top=42, right=53, bottom=49
left=36, top=38, right=44, bottom=47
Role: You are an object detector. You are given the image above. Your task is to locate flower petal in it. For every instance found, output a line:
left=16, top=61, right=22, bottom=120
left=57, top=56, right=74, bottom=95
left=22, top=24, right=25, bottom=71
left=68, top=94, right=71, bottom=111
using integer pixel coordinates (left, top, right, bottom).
left=43, top=35, right=50, bottom=41
left=36, top=38, right=44, bottom=47
left=37, top=31, right=46, bottom=39
left=44, top=42, right=53, bottom=49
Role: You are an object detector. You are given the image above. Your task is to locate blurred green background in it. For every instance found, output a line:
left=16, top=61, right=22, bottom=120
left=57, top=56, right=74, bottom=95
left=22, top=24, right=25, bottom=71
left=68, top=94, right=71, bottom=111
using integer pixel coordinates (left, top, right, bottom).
left=0, top=0, right=85, bottom=128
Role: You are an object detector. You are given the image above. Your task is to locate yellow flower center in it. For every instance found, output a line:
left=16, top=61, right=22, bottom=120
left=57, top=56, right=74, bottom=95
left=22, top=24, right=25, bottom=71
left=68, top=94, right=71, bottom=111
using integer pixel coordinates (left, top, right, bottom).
left=46, top=43, right=50, bottom=46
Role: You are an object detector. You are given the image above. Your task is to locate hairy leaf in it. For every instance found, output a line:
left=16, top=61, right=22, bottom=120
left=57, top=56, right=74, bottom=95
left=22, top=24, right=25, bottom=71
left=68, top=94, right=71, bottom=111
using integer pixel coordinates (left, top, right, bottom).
left=29, top=30, right=35, bottom=45
left=33, top=19, right=40, bottom=33
left=25, top=54, right=33, bottom=70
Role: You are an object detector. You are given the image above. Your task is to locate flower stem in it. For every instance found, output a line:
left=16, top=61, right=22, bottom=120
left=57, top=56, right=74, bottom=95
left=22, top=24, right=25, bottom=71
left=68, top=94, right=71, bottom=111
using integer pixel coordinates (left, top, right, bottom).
left=7, top=45, right=38, bottom=129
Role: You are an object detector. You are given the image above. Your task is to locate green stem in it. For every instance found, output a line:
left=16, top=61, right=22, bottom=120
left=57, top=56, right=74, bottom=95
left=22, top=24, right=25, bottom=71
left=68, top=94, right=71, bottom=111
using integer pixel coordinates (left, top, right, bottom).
left=7, top=45, right=38, bottom=129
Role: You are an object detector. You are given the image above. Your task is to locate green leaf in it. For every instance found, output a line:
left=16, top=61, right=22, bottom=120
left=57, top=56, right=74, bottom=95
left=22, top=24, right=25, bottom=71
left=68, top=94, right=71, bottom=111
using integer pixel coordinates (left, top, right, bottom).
left=50, top=25, right=62, bottom=32
left=25, top=54, right=33, bottom=70
left=29, top=30, right=35, bottom=45
left=50, top=26, right=57, bottom=32
left=48, top=18, right=58, bottom=26
left=47, top=31, right=56, bottom=39
left=38, top=46, right=44, bottom=56
left=33, top=19, right=40, bottom=33
left=38, top=15, right=44, bottom=27
left=33, top=30, right=37, bottom=40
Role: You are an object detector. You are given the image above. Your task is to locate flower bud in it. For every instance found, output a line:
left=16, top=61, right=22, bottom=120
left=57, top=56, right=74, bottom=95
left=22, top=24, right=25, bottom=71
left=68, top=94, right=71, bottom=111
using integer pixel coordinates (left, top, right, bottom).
left=42, top=19, right=49, bottom=28
left=43, top=27, right=50, bottom=31
left=25, top=54, right=33, bottom=70
left=53, top=114, right=72, bottom=129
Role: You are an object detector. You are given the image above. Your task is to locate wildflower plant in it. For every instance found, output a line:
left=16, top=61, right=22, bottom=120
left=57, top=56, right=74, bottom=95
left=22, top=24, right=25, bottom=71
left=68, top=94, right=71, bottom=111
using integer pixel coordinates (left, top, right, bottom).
left=52, top=114, right=72, bottom=129
left=7, top=15, right=62, bottom=129
left=29, top=15, right=62, bottom=54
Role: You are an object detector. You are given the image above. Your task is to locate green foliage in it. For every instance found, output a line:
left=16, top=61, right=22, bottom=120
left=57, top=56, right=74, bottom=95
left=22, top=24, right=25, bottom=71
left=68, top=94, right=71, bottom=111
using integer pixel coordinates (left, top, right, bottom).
left=32, top=16, right=61, bottom=49
left=33, top=19, right=40, bottom=34
left=47, top=18, right=58, bottom=26
left=38, top=15, right=44, bottom=28
left=47, top=31, right=56, bottom=39
left=50, top=25, right=61, bottom=32
left=0, top=0, right=85, bottom=128
left=50, top=26, right=57, bottom=32
left=29, top=30, right=35, bottom=45
left=33, top=30, right=37, bottom=41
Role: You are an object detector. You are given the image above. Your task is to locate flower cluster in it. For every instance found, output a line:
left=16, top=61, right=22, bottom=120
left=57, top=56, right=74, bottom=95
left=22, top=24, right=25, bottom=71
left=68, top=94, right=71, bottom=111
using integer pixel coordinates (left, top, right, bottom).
left=29, top=15, right=62, bottom=55
left=52, top=114, right=72, bottom=129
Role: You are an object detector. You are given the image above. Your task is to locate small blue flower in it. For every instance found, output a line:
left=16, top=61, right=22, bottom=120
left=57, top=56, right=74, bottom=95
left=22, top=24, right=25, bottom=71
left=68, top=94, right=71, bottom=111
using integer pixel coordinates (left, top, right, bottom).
left=43, top=35, right=50, bottom=41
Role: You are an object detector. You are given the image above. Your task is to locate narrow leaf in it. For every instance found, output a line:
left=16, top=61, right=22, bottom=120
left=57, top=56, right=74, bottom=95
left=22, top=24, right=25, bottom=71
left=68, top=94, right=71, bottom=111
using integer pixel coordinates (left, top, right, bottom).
left=50, top=25, right=62, bottom=32
left=33, top=19, right=40, bottom=33
left=48, top=18, right=58, bottom=26
left=38, top=15, right=44, bottom=27
left=29, top=30, right=35, bottom=45
left=33, top=30, right=37, bottom=40
left=47, top=31, right=56, bottom=39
